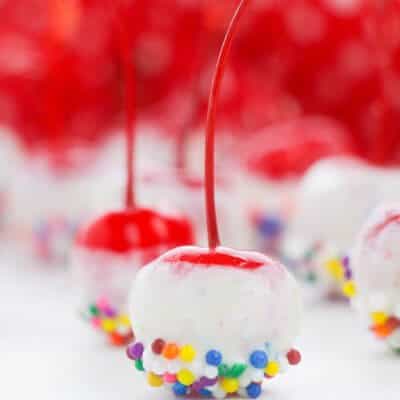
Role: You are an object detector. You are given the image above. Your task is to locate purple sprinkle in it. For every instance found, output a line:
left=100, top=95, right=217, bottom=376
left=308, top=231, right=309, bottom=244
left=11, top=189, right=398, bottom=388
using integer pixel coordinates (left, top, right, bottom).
left=127, top=342, right=143, bottom=360
left=344, top=267, right=352, bottom=280
left=200, top=377, right=218, bottom=386
left=191, top=381, right=204, bottom=392
left=342, top=256, right=350, bottom=268
left=103, top=306, right=117, bottom=318
left=192, top=376, right=219, bottom=391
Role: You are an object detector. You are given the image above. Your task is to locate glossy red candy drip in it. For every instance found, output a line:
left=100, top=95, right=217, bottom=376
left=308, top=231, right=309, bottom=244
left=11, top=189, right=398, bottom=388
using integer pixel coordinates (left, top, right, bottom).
left=76, top=209, right=193, bottom=253
left=164, top=251, right=265, bottom=270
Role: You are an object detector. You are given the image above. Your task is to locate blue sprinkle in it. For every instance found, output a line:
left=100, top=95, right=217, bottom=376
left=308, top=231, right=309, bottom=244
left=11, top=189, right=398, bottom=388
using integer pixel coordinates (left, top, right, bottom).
left=249, top=350, right=268, bottom=369
left=206, top=350, right=223, bottom=366
left=258, top=216, right=283, bottom=238
left=246, top=383, right=262, bottom=398
left=172, top=383, right=187, bottom=397
left=199, top=389, right=212, bottom=397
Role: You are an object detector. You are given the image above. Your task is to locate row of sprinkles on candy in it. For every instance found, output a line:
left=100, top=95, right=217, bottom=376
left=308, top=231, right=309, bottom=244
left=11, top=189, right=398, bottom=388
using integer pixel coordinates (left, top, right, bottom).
left=127, top=338, right=301, bottom=398
left=84, top=296, right=133, bottom=346
left=293, top=239, right=355, bottom=296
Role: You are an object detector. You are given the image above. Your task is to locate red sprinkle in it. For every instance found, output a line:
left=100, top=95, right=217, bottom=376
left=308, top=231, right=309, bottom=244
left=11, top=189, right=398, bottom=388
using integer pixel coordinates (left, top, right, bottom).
left=164, top=251, right=266, bottom=270
left=152, top=338, right=166, bottom=355
left=287, top=349, right=301, bottom=365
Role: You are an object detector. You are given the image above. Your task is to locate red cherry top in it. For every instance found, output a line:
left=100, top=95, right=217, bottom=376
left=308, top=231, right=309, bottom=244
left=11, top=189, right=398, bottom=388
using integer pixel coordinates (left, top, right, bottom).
left=244, top=117, right=357, bottom=181
left=163, top=246, right=270, bottom=270
left=76, top=208, right=193, bottom=254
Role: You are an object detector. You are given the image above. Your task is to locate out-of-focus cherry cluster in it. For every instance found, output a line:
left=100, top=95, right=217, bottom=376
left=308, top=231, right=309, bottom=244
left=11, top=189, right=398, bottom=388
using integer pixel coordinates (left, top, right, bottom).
left=1, top=0, right=400, bottom=171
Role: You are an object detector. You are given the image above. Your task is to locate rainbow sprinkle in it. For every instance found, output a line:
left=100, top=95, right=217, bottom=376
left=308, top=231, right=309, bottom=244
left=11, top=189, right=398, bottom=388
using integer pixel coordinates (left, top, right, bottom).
left=291, top=241, right=353, bottom=296
left=253, top=213, right=285, bottom=257
left=84, top=297, right=133, bottom=346
left=127, top=338, right=301, bottom=398
left=342, top=269, right=400, bottom=352
left=369, top=313, right=400, bottom=348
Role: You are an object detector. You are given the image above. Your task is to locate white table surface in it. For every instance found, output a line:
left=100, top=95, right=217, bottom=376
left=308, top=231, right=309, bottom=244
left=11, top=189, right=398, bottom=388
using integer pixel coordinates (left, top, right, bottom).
left=1, top=249, right=399, bottom=400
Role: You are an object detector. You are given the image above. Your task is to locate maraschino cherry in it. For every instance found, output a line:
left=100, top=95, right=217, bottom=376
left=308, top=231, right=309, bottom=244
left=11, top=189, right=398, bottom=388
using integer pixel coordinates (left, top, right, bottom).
left=72, top=2, right=194, bottom=346
left=346, top=203, right=400, bottom=352
left=240, top=115, right=356, bottom=255
left=282, top=0, right=400, bottom=299
left=127, top=1, right=302, bottom=397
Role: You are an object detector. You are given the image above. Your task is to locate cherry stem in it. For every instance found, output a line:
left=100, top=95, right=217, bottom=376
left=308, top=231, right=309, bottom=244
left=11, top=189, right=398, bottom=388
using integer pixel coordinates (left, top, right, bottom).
left=205, top=0, right=250, bottom=250
left=45, top=4, right=64, bottom=171
left=113, top=3, right=136, bottom=209
left=366, top=1, right=391, bottom=164
left=122, top=38, right=136, bottom=209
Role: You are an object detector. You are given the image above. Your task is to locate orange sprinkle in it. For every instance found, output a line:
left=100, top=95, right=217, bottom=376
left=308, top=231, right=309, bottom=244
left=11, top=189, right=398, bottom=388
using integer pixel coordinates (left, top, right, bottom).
left=162, top=343, right=180, bottom=360
left=371, top=317, right=400, bottom=338
left=109, top=332, right=125, bottom=346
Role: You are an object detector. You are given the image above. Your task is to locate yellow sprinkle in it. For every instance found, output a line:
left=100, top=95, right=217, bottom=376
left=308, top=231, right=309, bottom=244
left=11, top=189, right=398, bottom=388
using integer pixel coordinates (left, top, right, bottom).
left=220, top=378, right=239, bottom=394
left=179, top=345, right=196, bottom=362
left=371, top=311, right=388, bottom=326
left=147, top=372, right=164, bottom=387
left=324, top=258, right=344, bottom=281
left=265, top=361, right=280, bottom=377
left=177, top=369, right=196, bottom=386
left=342, top=280, right=356, bottom=298
left=117, top=314, right=131, bottom=327
left=101, top=318, right=117, bottom=333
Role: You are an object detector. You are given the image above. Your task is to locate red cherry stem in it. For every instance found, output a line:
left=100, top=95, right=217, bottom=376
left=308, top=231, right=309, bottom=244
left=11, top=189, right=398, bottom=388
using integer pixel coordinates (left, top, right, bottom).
left=365, top=1, right=392, bottom=164
left=112, top=3, right=136, bottom=209
left=205, top=0, right=250, bottom=249
left=121, top=32, right=136, bottom=209
left=44, top=3, right=64, bottom=172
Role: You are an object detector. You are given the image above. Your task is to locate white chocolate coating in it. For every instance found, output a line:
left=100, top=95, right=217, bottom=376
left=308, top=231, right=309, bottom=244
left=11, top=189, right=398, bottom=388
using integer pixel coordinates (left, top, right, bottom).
left=288, top=157, right=380, bottom=252
left=129, top=246, right=302, bottom=360
left=72, top=244, right=172, bottom=310
left=351, top=204, right=400, bottom=322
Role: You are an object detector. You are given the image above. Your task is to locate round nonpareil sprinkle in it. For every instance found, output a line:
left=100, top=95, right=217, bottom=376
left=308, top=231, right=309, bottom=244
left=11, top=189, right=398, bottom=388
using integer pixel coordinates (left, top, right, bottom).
left=126, top=338, right=301, bottom=398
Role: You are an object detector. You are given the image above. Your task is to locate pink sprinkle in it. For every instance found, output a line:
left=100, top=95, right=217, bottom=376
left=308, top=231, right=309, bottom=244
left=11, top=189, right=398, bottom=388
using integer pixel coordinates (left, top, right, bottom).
left=91, top=317, right=101, bottom=328
left=96, top=296, right=109, bottom=310
left=164, top=373, right=177, bottom=383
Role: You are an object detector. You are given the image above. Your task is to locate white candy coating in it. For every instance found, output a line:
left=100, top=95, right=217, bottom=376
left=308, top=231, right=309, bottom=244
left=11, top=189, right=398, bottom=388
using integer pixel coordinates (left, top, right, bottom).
left=129, top=246, right=302, bottom=360
left=351, top=204, right=400, bottom=321
left=288, top=157, right=381, bottom=252
left=71, top=246, right=163, bottom=310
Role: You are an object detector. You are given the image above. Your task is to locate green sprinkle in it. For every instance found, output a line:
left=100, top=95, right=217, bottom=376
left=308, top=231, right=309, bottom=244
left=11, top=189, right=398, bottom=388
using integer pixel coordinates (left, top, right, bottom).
left=218, top=363, right=230, bottom=377
left=227, top=364, right=247, bottom=378
left=89, top=304, right=99, bottom=316
left=135, top=359, right=144, bottom=371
